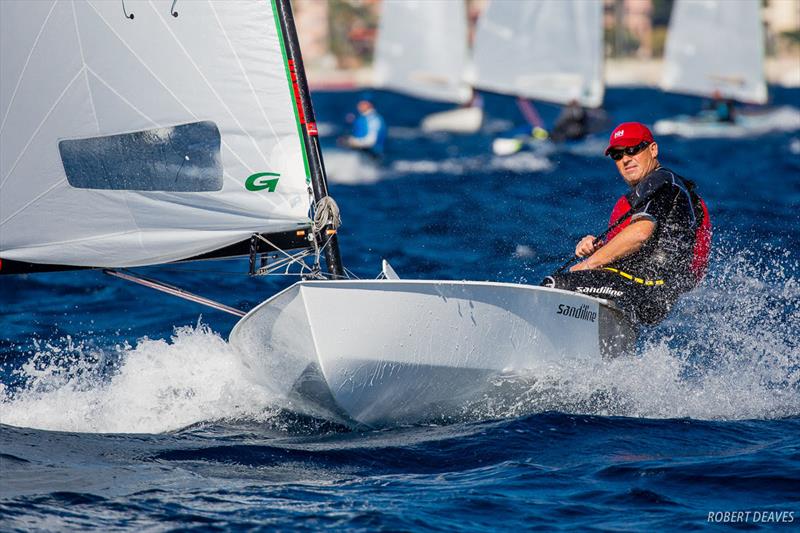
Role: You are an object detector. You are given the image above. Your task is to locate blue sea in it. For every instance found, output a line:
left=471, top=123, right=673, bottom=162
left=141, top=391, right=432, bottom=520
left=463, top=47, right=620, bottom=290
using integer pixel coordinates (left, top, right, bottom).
left=2, top=87, right=799, bottom=530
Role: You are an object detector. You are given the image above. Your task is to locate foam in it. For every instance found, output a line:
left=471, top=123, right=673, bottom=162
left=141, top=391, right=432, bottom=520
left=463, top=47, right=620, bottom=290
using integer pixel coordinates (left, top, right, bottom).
left=393, top=153, right=553, bottom=176
left=0, top=323, right=279, bottom=434
left=475, top=246, right=800, bottom=421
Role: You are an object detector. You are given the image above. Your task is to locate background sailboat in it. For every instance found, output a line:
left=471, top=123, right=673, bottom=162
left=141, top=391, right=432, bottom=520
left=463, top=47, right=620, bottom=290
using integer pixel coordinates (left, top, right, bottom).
left=654, top=0, right=800, bottom=137
left=373, top=0, right=471, bottom=107
left=470, top=0, right=608, bottom=155
left=372, top=0, right=478, bottom=133
left=323, top=0, right=475, bottom=182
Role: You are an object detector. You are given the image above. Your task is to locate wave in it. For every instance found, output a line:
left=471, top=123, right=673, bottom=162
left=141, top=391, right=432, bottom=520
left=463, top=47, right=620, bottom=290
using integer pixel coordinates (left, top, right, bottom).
left=393, top=152, right=553, bottom=176
left=0, top=323, right=280, bottom=434
left=469, top=244, right=800, bottom=422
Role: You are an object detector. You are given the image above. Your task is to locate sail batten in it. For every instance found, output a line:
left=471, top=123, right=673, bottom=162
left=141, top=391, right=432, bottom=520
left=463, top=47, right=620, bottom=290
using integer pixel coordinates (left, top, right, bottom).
left=472, top=0, right=604, bottom=108
left=0, top=0, right=313, bottom=269
left=660, top=0, right=767, bottom=104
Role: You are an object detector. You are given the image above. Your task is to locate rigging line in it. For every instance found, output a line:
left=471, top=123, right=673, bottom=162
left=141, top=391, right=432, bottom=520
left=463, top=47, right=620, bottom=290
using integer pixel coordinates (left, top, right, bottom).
left=0, top=0, right=58, bottom=136
left=104, top=268, right=246, bottom=317
left=207, top=1, right=288, bottom=165
left=0, top=68, right=85, bottom=190
left=71, top=0, right=101, bottom=135
left=151, top=1, right=272, bottom=170
left=253, top=233, right=311, bottom=270
left=253, top=249, right=311, bottom=271
left=343, top=266, right=359, bottom=280
left=257, top=259, right=313, bottom=277
left=256, top=249, right=313, bottom=271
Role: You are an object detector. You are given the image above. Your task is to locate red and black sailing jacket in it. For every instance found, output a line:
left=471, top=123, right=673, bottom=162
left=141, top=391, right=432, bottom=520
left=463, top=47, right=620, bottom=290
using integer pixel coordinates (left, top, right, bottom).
left=605, top=167, right=711, bottom=287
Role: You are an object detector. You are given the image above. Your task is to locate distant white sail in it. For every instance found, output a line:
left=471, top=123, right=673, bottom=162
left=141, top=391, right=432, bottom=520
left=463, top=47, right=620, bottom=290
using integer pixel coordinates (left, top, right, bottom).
left=373, top=0, right=471, bottom=104
left=0, top=0, right=312, bottom=268
left=472, top=0, right=604, bottom=108
left=661, top=0, right=767, bottom=104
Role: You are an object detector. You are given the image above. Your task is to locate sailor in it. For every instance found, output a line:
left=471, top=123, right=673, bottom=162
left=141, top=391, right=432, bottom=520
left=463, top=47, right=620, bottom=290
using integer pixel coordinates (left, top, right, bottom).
left=543, top=122, right=712, bottom=325
left=705, top=90, right=736, bottom=123
left=344, top=99, right=387, bottom=159
left=550, top=99, right=589, bottom=142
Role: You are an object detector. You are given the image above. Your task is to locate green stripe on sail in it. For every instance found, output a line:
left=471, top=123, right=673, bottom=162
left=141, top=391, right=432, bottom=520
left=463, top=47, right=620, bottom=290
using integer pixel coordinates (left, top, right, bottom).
left=270, top=0, right=311, bottom=184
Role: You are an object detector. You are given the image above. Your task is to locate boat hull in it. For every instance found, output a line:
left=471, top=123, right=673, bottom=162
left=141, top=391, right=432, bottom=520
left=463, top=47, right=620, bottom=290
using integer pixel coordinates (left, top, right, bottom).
left=653, top=106, right=800, bottom=138
left=229, top=280, right=634, bottom=426
left=420, top=107, right=483, bottom=133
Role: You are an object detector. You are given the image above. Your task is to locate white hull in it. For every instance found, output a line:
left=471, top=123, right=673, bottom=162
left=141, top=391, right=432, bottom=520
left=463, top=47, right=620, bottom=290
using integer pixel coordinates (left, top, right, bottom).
left=322, top=148, right=382, bottom=185
left=653, top=106, right=800, bottom=138
left=420, top=107, right=483, bottom=133
left=229, top=280, right=634, bottom=426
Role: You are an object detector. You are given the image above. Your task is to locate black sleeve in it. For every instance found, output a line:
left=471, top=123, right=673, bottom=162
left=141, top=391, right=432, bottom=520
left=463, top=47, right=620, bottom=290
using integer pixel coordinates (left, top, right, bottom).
left=629, top=171, right=675, bottom=225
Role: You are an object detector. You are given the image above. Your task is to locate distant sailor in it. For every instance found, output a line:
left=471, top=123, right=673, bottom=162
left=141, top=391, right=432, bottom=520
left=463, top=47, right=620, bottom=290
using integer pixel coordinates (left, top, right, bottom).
left=704, top=90, right=736, bottom=123
left=543, top=122, right=712, bottom=325
left=550, top=99, right=589, bottom=142
left=344, top=99, right=387, bottom=159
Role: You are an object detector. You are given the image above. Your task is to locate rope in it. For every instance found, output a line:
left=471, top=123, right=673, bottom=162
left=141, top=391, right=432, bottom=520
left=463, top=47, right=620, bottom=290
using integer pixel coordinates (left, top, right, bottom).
left=313, top=196, right=341, bottom=234
left=253, top=233, right=316, bottom=277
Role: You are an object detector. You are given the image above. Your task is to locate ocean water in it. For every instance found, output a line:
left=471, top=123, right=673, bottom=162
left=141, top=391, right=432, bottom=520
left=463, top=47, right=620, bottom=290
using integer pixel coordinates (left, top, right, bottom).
left=2, top=87, right=800, bottom=530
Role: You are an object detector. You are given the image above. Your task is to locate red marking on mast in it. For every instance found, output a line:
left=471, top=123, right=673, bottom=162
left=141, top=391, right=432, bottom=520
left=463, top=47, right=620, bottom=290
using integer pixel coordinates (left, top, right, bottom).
left=307, top=122, right=318, bottom=136
left=287, top=59, right=306, bottom=125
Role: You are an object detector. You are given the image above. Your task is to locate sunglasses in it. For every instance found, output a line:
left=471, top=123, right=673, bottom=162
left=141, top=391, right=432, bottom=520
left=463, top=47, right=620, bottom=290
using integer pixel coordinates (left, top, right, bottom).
left=608, top=141, right=650, bottom=161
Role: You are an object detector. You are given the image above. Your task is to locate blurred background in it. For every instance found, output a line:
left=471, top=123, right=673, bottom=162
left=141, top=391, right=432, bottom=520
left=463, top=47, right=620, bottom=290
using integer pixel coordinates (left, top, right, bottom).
left=292, top=0, right=800, bottom=89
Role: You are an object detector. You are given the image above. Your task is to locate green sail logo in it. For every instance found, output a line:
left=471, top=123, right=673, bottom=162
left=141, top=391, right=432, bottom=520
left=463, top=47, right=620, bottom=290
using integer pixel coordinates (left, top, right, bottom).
left=245, top=172, right=280, bottom=192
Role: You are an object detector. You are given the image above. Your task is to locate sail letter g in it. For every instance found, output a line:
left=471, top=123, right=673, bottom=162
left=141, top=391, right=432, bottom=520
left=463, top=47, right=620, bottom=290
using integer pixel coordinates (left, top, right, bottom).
left=245, top=172, right=280, bottom=192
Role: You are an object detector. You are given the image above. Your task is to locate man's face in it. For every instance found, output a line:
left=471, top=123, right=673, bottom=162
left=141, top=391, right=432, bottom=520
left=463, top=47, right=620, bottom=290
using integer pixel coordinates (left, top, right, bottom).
left=357, top=100, right=371, bottom=114
left=614, top=141, right=659, bottom=187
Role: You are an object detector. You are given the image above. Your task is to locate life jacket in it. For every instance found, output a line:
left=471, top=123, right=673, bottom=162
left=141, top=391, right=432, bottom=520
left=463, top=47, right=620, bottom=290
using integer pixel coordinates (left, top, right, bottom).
left=605, top=192, right=712, bottom=284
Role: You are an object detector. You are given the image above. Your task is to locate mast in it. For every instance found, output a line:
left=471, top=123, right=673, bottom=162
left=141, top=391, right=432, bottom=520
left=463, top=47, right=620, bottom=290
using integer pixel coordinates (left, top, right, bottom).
left=274, top=0, right=345, bottom=279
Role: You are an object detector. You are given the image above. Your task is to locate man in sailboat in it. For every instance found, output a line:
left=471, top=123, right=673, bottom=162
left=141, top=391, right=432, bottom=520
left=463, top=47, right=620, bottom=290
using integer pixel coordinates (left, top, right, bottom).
left=550, top=99, right=589, bottom=142
left=344, top=99, right=387, bottom=159
left=703, top=90, right=736, bottom=123
left=543, top=122, right=712, bottom=325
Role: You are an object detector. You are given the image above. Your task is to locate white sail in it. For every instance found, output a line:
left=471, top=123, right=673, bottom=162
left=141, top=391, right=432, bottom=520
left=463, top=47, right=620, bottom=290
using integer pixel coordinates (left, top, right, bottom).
left=373, top=0, right=471, bottom=104
left=0, top=0, right=312, bottom=268
left=661, top=0, right=767, bottom=104
left=472, top=0, right=604, bottom=108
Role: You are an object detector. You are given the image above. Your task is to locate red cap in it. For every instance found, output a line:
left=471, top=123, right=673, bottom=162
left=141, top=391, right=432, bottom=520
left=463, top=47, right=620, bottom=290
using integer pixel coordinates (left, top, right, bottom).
left=604, top=122, right=654, bottom=155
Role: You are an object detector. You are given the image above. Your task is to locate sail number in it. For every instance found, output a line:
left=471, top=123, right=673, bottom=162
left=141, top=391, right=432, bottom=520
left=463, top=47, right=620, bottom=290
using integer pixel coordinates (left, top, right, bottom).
left=245, top=172, right=280, bottom=192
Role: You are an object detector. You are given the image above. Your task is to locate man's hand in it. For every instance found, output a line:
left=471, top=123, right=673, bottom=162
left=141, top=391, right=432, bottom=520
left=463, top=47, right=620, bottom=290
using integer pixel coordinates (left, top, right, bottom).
left=575, top=235, right=600, bottom=257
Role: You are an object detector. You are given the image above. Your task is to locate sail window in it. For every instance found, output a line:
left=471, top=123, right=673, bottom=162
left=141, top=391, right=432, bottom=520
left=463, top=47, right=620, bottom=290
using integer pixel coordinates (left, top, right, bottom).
left=59, top=121, right=223, bottom=192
